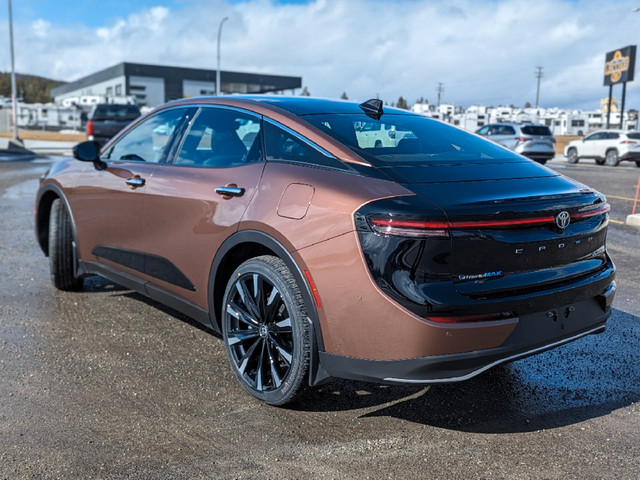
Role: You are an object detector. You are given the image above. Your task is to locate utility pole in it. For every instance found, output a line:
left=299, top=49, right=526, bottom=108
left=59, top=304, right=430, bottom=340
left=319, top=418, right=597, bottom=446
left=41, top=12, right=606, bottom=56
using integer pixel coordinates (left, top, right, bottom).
left=535, top=66, right=543, bottom=108
left=436, top=82, right=444, bottom=106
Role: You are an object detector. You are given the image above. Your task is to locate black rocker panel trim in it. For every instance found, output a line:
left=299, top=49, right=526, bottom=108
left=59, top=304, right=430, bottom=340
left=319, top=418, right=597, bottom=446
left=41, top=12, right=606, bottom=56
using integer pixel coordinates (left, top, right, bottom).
left=92, top=245, right=196, bottom=291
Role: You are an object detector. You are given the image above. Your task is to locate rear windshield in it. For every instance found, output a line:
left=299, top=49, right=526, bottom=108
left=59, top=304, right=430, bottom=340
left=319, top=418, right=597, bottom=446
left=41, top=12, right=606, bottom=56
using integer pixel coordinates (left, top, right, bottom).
left=92, top=104, right=141, bottom=121
left=302, top=113, right=521, bottom=167
left=521, top=125, right=552, bottom=136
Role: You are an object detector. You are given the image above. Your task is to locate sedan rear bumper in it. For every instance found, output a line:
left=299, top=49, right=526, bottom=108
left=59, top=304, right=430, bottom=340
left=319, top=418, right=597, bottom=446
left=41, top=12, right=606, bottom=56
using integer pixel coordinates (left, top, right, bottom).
left=317, top=283, right=614, bottom=385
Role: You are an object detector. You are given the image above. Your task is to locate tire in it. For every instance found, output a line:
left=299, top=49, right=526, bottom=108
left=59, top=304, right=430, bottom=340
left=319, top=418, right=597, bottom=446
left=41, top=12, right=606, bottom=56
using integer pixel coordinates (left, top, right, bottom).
left=595, top=158, right=605, bottom=165
left=374, top=140, right=382, bottom=148
left=48, top=199, right=83, bottom=291
left=566, top=148, right=578, bottom=164
left=222, top=255, right=310, bottom=405
left=536, top=159, right=547, bottom=165
left=605, top=149, right=620, bottom=166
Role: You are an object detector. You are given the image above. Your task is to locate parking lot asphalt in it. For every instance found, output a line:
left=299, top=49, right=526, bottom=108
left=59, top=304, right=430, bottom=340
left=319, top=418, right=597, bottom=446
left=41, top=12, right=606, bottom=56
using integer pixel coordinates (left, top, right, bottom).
left=1, top=156, right=639, bottom=479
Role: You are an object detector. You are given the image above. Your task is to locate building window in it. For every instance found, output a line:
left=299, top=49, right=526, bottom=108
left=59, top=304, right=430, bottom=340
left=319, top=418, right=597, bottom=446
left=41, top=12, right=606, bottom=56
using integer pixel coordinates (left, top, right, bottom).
left=115, top=84, right=122, bottom=96
left=106, top=87, right=113, bottom=96
left=571, top=120, right=585, bottom=127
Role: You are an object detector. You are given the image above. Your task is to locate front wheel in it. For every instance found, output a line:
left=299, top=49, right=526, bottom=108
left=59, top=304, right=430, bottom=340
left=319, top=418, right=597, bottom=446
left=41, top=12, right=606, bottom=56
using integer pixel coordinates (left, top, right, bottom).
left=48, top=199, right=83, bottom=291
left=566, top=148, right=578, bottom=164
left=222, top=255, right=310, bottom=405
left=605, top=149, right=620, bottom=166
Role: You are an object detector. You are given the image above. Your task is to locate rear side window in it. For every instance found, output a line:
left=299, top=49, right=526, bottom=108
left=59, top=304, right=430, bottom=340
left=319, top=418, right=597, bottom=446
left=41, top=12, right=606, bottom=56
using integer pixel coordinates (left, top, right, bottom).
left=606, top=132, right=620, bottom=139
left=521, top=125, right=552, bottom=136
left=627, top=133, right=640, bottom=140
left=264, top=120, right=350, bottom=171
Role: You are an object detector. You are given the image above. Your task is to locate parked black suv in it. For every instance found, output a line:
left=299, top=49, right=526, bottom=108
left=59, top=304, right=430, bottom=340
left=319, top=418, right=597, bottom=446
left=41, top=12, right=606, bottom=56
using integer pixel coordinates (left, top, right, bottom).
left=87, top=103, right=141, bottom=146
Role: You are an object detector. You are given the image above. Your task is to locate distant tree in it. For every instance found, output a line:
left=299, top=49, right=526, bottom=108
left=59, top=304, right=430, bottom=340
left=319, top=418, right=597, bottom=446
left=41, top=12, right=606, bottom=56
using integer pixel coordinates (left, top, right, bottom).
left=0, top=72, right=64, bottom=103
left=300, top=86, right=311, bottom=96
left=340, top=91, right=348, bottom=100
left=396, top=96, right=409, bottom=110
left=416, top=96, right=427, bottom=104
left=524, top=101, right=532, bottom=108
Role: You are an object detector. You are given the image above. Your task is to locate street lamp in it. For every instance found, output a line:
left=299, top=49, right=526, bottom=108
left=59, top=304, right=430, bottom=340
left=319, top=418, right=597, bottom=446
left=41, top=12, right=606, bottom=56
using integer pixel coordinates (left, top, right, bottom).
left=216, top=16, right=229, bottom=96
left=7, top=0, right=20, bottom=144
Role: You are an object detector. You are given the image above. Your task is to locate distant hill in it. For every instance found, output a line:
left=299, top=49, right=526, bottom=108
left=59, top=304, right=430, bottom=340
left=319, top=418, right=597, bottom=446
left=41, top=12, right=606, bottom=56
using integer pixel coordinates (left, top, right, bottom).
left=0, top=72, right=65, bottom=104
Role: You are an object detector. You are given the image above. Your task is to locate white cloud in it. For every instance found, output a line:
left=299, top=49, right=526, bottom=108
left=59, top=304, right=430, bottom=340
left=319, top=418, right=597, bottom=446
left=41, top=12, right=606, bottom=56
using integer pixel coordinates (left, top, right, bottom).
left=2, top=0, right=640, bottom=110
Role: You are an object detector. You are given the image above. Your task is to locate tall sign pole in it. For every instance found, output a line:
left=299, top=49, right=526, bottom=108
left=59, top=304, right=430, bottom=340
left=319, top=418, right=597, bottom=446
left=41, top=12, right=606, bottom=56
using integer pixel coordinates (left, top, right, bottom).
left=8, top=0, right=20, bottom=142
left=603, top=45, right=637, bottom=130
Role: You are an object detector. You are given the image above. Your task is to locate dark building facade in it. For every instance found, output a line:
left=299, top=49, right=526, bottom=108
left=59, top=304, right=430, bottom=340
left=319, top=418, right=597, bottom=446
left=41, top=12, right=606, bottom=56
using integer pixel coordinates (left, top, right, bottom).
left=51, top=62, right=302, bottom=107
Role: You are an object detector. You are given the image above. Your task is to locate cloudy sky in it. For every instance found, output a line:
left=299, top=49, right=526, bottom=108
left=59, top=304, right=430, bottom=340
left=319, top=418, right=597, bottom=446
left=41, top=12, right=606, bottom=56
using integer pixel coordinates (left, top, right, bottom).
left=1, top=0, right=639, bottom=111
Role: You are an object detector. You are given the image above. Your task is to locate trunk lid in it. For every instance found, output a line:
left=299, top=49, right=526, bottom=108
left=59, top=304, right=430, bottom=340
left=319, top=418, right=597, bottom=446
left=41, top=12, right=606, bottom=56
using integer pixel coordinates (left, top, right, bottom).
left=379, top=159, right=610, bottom=298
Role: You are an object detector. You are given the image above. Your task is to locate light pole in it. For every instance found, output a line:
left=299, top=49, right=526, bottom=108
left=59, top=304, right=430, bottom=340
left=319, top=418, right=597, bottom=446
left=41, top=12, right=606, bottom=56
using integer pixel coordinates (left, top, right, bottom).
left=8, top=0, right=20, bottom=144
left=216, top=16, right=229, bottom=96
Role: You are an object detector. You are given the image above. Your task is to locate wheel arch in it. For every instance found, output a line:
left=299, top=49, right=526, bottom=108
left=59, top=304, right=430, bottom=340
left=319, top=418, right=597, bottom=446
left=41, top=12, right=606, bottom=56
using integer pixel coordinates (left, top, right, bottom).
left=35, top=184, right=74, bottom=257
left=208, top=230, right=329, bottom=386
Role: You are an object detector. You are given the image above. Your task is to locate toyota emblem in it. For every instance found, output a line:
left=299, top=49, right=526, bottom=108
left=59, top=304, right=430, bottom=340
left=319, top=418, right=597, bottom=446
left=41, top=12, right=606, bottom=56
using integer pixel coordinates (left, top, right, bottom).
left=555, top=211, right=571, bottom=229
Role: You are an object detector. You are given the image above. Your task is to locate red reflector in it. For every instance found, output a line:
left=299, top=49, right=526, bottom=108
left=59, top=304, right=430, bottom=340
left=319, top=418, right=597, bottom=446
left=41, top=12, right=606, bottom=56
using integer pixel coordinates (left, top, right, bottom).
left=426, top=313, right=515, bottom=324
left=86, top=120, right=94, bottom=136
left=303, top=270, right=322, bottom=309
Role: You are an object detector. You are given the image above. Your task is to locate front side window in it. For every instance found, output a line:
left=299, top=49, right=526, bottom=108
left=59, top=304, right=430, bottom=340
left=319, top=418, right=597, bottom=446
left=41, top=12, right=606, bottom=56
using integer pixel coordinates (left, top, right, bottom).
left=174, top=107, right=262, bottom=168
left=106, top=107, right=188, bottom=163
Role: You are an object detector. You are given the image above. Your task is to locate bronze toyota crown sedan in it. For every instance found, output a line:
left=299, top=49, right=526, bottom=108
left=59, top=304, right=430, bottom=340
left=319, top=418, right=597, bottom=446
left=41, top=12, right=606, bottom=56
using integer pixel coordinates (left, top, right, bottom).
left=35, top=96, right=616, bottom=405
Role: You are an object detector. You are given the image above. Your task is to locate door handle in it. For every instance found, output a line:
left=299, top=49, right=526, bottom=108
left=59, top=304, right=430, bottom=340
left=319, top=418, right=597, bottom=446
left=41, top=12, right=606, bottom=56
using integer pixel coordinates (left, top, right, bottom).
left=215, top=185, right=245, bottom=199
left=126, top=176, right=145, bottom=188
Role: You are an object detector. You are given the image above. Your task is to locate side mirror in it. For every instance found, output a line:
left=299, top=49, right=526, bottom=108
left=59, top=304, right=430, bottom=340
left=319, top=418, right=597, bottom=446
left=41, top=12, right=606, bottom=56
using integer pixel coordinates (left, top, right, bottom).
left=73, top=141, right=107, bottom=170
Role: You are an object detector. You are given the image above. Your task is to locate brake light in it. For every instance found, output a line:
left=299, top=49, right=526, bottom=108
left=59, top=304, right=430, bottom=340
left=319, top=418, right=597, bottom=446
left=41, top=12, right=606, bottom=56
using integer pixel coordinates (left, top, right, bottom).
left=620, top=140, right=637, bottom=144
left=370, top=218, right=449, bottom=237
left=86, top=120, right=94, bottom=136
left=572, top=204, right=610, bottom=219
left=516, top=137, right=532, bottom=142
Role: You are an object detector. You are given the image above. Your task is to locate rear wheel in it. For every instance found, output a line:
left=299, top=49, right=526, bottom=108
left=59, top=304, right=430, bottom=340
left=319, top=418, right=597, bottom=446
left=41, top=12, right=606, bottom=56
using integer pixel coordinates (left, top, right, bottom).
left=605, top=149, right=620, bottom=166
left=48, top=199, right=83, bottom=291
left=222, top=255, right=310, bottom=405
left=566, top=148, right=578, bottom=164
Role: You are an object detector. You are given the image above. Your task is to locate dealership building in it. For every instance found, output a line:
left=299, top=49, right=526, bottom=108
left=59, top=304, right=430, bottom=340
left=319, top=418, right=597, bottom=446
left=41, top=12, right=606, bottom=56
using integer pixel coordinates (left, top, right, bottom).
left=51, top=62, right=302, bottom=107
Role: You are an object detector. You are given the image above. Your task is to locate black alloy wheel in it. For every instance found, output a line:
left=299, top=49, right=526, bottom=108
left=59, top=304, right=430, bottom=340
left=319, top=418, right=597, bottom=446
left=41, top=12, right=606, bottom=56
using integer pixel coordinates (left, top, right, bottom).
left=48, top=199, right=83, bottom=291
left=566, top=148, right=579, bottom=164
left=222, top=255, right=310, bottom=405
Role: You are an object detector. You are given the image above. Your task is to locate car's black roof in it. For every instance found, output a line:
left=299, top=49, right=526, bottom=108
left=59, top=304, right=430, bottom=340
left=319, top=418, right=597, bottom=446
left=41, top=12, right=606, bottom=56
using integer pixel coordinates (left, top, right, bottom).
left=188, top=95, right=414, bottom=117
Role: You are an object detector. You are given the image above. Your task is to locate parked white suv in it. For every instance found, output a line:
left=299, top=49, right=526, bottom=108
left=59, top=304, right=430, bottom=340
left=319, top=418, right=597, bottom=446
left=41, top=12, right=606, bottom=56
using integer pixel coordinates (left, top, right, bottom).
left=475, top=122, right=555, bottom=164
left=564, top=130, right=640, bottom=167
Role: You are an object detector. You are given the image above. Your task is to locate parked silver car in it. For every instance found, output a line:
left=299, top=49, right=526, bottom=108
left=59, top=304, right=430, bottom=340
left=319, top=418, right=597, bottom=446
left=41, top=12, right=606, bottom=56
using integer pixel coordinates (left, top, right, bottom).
left=564, top=129, right=640, bottom=167
left=475, top=122, right=556, bottom=164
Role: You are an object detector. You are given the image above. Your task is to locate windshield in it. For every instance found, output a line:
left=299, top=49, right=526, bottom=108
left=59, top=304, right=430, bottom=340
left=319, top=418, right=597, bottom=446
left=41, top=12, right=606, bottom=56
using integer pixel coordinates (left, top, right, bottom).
left=302, top=113, right=522, bottom=167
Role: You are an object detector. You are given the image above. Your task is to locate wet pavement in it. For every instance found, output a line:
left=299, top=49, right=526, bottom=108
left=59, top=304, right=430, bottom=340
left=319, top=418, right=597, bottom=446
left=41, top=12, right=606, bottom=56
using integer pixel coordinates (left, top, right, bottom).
left=0, top=157, right=639, bottom=479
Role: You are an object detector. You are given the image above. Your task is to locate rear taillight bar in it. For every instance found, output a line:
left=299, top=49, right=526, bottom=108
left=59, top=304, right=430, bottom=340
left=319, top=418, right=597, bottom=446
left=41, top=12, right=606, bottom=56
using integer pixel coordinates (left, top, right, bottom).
left=369, top=204, right=609, bottom=237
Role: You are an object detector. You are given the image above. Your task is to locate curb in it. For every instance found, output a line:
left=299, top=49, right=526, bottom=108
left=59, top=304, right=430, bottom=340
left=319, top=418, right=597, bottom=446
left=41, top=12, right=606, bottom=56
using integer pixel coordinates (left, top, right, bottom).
left=626, top=214, right=640, bottom=229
